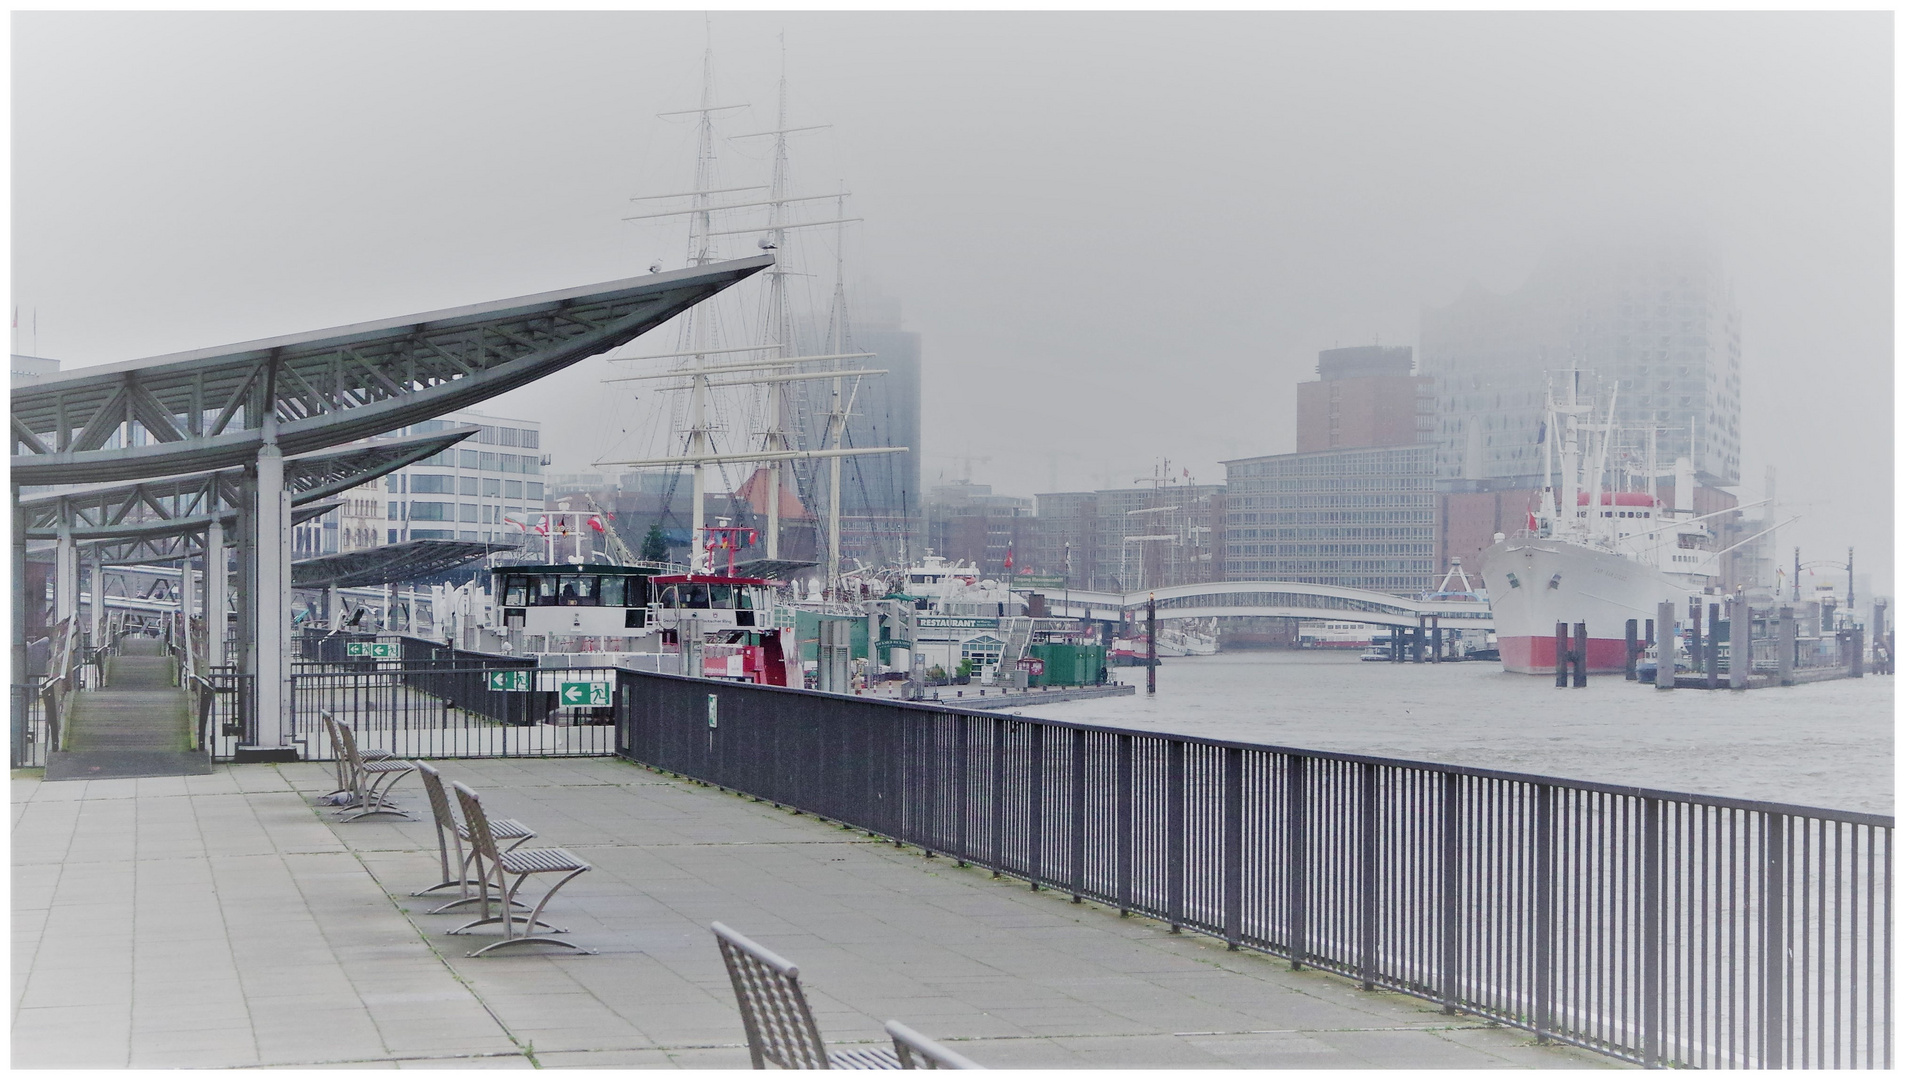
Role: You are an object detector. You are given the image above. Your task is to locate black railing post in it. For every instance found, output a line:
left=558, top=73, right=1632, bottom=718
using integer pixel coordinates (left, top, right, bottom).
left=1626, top=618, right=1640, bottom=681
left=1224, top=746, right=1244, bottom=949
left=1116, top=732, right=1134, bottom=915
left=954, top=716, right=970, bottom=866
left=990, top=716, right=1007, bottom=878
left=1167, top=738, right=1186, bottom=931
left=1763, top=812, right=1787, bottom=1070
left=1287, top=753, right=1309, bottom=969
left=1440, top=770, right=1461, bottom=1014
left=1360, top=760, right=1379, bottom=990
left=1534, top=783, right=1555, bottom=1041
left=1642, top=797, right=1662, bottom=1068
left=1028, top=721, right=1045, bottom=890
left=1070, top=727, right=1087, bottom=902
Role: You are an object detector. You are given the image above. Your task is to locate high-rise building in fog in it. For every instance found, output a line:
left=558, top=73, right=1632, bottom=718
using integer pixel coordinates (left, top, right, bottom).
left=794, top=291, right=923, bottom=568
left=1421, top=236, right=1742, bottom=489
left=1295, top=345, right=1432, bottom=452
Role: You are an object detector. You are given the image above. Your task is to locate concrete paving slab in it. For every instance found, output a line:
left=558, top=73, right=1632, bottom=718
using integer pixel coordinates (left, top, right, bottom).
left=14, top=755, right=1618, bottom=1069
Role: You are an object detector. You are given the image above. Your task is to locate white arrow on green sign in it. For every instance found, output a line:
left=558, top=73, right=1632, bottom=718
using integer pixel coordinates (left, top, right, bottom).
left=486, top=670, right=531, bottom=692
left=347, top=642, right=396, bottom=658
left=559, top=682, right=610, bottom=707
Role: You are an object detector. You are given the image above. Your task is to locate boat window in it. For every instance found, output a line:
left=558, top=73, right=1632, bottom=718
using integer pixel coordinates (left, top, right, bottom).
left=735, top=588, right=753, bottom=610
left=672, top=584, right=710, bottom=608
left=599, top=576, right=626, bottom=607
left=537, top=575, right=558, bottom=606
left=708, top=584, right=734, bottom=608
left=559, top=575, right=596, bottom=606
left=503, top=576, right=530, bottom=608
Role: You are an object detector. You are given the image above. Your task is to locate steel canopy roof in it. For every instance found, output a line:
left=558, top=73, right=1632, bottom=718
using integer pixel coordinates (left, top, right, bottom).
left=11, top=256, right=772, bottom=485
left=291, top=539, right=502, bottom=590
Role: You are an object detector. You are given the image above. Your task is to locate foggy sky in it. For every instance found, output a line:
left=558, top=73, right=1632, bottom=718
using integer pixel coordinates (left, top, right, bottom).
left=12, top=12, right=1894, bottom=594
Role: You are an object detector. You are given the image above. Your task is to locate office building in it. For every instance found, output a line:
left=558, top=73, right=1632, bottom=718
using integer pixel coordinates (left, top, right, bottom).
left=375, top=410, right=546, bottom=547
left=924, top=481, right=1035, bottom=576
left=1223, top=444, right=1436, bottom=595
left=1296, top=345, right=1432, bottom=452
left=1032, top=483, right=1224, bottom=593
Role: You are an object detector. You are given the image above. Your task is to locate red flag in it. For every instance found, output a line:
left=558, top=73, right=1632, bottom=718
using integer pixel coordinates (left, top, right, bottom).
left=1004, top=548, right=1014, bottom=570
left=1527, top=511, right=1539, bottom=531
left=588, top=515, right=605, bottom=533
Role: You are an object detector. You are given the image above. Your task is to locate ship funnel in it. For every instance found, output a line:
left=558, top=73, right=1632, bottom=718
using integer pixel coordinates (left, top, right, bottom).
left=1673, top=457, right=1695, bottom=513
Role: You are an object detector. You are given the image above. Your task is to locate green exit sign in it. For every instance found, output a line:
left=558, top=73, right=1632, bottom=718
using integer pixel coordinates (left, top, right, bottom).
left=559, top=681, right=610, bottom=707
left=486, top=670, right=531, bottom=692
left=347, top=642, right=396, bottom=658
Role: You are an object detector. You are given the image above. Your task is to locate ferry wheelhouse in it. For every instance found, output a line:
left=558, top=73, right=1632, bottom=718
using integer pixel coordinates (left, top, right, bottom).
left=649, top=573, right=796, bottom=685
left=496, top=564, right=660, bottom=637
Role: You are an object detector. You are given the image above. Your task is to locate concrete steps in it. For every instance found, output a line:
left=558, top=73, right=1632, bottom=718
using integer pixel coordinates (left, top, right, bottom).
left=46, top=638, right=210, bottom=780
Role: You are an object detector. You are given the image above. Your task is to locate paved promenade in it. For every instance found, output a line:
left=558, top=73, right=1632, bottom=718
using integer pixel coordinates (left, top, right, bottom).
left=13, top=757, right=1613, bottom=1069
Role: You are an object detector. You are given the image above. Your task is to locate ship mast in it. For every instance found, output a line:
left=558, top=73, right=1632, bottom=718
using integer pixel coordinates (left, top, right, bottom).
left=761, top=41, right=794, bottom=560
left=823, top=184, right=850, bottom=595
left=675, top=37, right=742, bottom=573
left=1559, top=369, right=1580, bottom=535
left=601, top=41, right=906, bottom=583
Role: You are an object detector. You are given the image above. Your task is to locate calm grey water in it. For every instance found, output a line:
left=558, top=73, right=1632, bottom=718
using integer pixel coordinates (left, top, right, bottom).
left=1018, top=651, right=1894, bottom=816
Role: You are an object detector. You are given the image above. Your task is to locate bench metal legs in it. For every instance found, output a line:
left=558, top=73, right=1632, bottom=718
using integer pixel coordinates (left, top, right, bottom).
left=453, top=865, right=593, bottom=957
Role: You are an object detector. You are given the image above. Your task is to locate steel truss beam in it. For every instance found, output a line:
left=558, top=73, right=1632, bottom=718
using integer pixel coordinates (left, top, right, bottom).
left=19, top=428, right=471, bottom=543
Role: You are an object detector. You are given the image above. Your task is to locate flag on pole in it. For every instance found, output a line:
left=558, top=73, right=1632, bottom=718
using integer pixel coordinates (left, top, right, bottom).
left=588, top=515, right=606, bottom=533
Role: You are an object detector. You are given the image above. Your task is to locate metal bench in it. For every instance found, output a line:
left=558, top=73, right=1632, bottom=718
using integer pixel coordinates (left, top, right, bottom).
left=714, top=923, right=981, bottom=1069
left=884, top=1022, right=983, bottom=1070
left=325, top=715, right=415, bottom=821
left=320, top=711, right=396, bottom=802
left=412, top=761, right=537, bottom=913
left=447, top=780, right=593, bottom=957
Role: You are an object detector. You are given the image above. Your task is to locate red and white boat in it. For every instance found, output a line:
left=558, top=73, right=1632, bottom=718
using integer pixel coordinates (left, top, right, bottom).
left=1477, top=376, right=1733, bottom=675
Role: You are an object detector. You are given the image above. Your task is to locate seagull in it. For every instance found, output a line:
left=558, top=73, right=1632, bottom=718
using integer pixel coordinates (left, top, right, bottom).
left=648, top=261, right=663, bottom=273
left=757, top=237, right=778, bottom=250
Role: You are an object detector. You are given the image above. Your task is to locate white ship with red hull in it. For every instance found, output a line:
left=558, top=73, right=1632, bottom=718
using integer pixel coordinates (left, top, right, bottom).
left=1475, top=375, right=1744, bottom=675
left=1483, top=529, right=1696, bottom=673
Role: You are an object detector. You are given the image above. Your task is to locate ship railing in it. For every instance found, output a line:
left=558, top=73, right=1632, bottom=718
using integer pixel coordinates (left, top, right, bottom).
left=611, top=667, right=1892, bottom=1071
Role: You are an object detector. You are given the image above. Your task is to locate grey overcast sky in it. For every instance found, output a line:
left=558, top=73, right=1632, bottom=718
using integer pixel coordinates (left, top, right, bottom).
left=12, top=11, right=1894, bottom=594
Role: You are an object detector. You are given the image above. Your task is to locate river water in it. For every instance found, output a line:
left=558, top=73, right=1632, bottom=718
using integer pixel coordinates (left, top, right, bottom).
left=1017, top=651, right=1894, bottom=817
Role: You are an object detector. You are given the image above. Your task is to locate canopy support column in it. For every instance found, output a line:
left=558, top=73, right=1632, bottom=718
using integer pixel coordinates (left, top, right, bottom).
left=253, top=439, right=293, bottom=757
left=206, top=520, right=226, bottom=669
left=55, top=525, right=77, bottom=627
left=11, top=485, right=29, bottom=768
left=88, top=550, right=104, bottom=650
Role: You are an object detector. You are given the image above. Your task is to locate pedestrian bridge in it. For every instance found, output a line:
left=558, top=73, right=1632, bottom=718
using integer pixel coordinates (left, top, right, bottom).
left=1022, top=581, right=1494, bottom=629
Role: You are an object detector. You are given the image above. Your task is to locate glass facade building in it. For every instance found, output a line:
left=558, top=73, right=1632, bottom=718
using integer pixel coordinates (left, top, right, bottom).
left=1222, top=445, right=1436, bottom=595
left=394, top=412, right=545, bottom=544
left=1421, top=237, right=1742, bottom=489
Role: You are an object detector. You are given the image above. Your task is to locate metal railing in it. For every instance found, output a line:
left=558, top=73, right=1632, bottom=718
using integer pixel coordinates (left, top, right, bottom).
left=613, top=668, right=1893, bottom=1070
left=283, top=649, right=612, bottom=761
